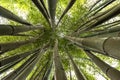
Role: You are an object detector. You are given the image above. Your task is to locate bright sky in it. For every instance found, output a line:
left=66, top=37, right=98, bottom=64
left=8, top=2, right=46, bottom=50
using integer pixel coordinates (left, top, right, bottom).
left=95, top=73, right=106, bottom=80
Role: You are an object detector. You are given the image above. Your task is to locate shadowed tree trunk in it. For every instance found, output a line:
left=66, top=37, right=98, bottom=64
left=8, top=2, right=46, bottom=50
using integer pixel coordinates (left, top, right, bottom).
left=48, top=0, right=57, bottom=28
left=34, top=59, right=50, bottom=80
left=53, top=39, right=67, bottom=80
left=39, top=0, right=50, bottom=18
left=41, top=60, right=51, bottom=80
left=0, top=47, right=41, bottom=67
left=29, top=62, right=42, bottom=80
left=2, top=53, right=38, bottom=80
left=12, top=43, right=49, bottom=80
left=92, top=19, right=120, bottom=30
left=42, top=60, right=53, bottom=80
left=2, top=43, right=49, bottom=80
left=32, top=0, right=50, bottom=24
left=0, top=58, right=22, bottom=73
left=0, top=6, right=30, bottom=25
left=85, top=50, right=120, bottom=80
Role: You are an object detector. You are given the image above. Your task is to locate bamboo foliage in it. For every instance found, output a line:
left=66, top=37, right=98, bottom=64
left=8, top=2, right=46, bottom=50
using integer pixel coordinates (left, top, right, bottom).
left=0, top=6, right=30, bottom=25
left=53, top=39, right=67, bottom=80
left=57, top=0, right=76, bottom=26
left=85, top=50, right=120, bottom=80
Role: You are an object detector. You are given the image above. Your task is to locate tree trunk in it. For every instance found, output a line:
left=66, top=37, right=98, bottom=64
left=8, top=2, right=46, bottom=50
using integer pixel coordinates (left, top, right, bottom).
left=65, top=36, right=120, bottom=60
left=42, top=60, right=53, bottom=80
left=32, top=0, right=50, bottom=24
left=14, top=43, right=49, bottom=80
left=89, top=0, right=101, bottom=11
left=0, top=6, right=30, bottom=25
left=88, top=0, right=115, bottom=17
left=0, top=25, right=43, bottom=35
left=53, top=39, right=67, bottom=80
left=0, top=37, right=38, bottom=54
left=40, top=0, right=50, bottom=18
left=48, top=0, right=57, bottom=28
left=42, top=60, right=51, bottom=80
left=84, top=25, right=120, bottom=38
left=2, top=53, right=38, bottom=80
left=34, top=60, right=50, bottom=80
left=0, top=59, right=21, bottom=73
left=75, top=3, right=120, bottom=34
left=85, top=50, right=120, bottom=80
left=0, top=47, right=40, bottom=67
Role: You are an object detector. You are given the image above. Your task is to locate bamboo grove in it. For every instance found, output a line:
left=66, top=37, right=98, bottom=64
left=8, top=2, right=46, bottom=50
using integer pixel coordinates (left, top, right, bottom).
left=0, top=0, right=120, bottom=80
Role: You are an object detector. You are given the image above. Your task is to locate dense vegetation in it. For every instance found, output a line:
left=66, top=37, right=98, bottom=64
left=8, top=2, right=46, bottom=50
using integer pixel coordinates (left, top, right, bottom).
left=0, top=0, right=120, bottom=80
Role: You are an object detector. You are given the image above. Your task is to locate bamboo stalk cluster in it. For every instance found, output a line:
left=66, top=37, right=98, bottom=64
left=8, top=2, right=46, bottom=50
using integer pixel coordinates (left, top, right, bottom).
left=0, top=0, right=120, bottom=80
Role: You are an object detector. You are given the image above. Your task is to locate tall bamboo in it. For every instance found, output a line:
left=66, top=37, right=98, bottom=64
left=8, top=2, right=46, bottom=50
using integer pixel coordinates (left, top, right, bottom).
left=75, top=3, right=120, bottom=34
left=65, top=48, right=86, bottom=80
left=48, top=0, right=57, bottom=28
left=53, top=39, right=67, bottom=80
left=32, top=0, right=50, bottom=24
left=0, top=25, right=43, bottom=35
left=65, top=36, right=120, bottom=60
left=0, top=37, right=38, bottom=54
left=85, top=50, right=120, bottom=80
left=0, top=6, right=30, bottom=25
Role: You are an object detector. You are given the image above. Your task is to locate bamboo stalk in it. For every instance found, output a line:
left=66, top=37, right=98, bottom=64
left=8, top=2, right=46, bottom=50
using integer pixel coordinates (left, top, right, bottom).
left=0, top=6, right=31, bottom=25
left=53, top=39, right=67, bottom=80
left=85, top=50, right=120, bottom=80
left=0, top=25, right=43, bottom=35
